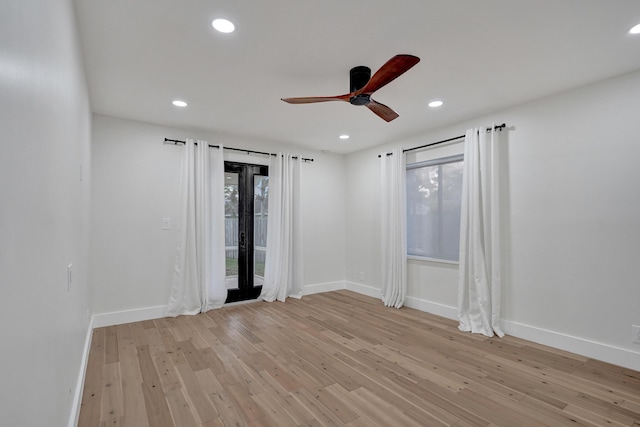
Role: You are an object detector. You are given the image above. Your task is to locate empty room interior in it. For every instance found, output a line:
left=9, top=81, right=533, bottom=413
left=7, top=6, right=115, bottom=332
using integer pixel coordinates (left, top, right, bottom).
left=2, top=1, right=640, bottom=426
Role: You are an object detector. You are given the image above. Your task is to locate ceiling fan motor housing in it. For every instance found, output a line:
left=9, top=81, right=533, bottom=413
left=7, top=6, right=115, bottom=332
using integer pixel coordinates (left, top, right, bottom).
left=281, top=55, right=419, bottom=121
left=350, top=66, right=371, bottom=105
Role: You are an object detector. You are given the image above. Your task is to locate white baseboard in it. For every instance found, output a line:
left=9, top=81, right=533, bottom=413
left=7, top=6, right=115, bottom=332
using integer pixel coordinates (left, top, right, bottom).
left=345, top=281, right=380, bottom=298
left=344, top=283, right=459, bottom=322
left=91, top=281, right=348, bottom=328
left=502, top=320, right=640, bottom=372
left=68, top=316, right=94, bottom=427
left=92, top=281, right=346, bottom=328
left=343, top=285, right=640, bottom=371
left=92, top=305, right=168, bottom=328
left=303, top=281, right=346, bottom=296
left=404, top=296, right=457, bottom=321
left=88, top=286, right=640, bottom=373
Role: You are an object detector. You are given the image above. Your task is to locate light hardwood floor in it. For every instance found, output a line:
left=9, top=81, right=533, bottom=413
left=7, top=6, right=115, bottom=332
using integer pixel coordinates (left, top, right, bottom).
left=78, top=290, right=640, bottom=426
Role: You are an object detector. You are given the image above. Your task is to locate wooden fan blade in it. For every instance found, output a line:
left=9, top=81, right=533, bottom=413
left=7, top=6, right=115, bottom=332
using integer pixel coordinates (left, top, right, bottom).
left=367, top=99, right=399, bottom=122
left=359, top=54, right=420, bottom=95
left=281, top=94, right=351, bottom=104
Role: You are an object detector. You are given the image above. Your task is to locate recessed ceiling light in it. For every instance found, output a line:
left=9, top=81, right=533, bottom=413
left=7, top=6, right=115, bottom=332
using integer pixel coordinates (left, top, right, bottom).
left=339, top=134, right=350, bottom=140
left=630, top=23, right=640, bottom=34
left=212, top=18, right=235, bottom=33
left=428, top=100, right=443, bottom=108
left=172, top=100, right=188, bottom=107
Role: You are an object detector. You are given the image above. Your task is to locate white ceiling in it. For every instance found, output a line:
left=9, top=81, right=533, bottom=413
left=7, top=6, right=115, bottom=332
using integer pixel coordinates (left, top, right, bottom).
left=74, top=0, right=640, bottom=154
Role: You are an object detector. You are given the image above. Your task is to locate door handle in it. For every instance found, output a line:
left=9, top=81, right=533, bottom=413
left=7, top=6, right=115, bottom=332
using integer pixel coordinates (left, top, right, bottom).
left=239, top=231, right=246, bottom=248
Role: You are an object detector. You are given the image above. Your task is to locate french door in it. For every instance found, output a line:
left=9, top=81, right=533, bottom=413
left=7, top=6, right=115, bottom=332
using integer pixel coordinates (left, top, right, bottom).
left=224, top=161, right=269, bottom=303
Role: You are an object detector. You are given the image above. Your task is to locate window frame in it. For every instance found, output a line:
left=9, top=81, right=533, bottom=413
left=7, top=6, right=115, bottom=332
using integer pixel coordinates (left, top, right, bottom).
left=406, top=153, right=464, bottom=264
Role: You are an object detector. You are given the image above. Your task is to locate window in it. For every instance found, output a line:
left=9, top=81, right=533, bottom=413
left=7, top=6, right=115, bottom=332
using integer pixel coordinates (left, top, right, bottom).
left=406, top=154, right=463, bottom=262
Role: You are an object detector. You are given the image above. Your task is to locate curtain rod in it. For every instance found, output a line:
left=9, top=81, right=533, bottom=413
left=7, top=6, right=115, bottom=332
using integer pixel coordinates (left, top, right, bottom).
left=378, top=123, right=507, bottom=158
left=164, top=138, right=314, bottom=162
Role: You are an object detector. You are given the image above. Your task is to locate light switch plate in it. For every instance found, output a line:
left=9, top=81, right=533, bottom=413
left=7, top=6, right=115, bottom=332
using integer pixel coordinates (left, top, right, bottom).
left=67, top=263, right=73, bottom=292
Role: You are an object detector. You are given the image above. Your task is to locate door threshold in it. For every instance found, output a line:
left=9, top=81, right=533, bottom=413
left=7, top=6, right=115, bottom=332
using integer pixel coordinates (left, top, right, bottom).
left=223, top=298, right=262, bottom=308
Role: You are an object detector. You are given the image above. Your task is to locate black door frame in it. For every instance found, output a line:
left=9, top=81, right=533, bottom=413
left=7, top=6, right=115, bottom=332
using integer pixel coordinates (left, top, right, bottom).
left=225, top=161, right=268, bottom=303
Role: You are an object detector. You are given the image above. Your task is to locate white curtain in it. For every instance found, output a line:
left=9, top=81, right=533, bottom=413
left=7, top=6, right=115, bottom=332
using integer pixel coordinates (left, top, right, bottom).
left=167, top=139, right=227, bottom=316
left=380, top=148, right=407, bottom=308
left=458, top=126, right=504, bottom=337
left=259, top=153, right=303, bottom=302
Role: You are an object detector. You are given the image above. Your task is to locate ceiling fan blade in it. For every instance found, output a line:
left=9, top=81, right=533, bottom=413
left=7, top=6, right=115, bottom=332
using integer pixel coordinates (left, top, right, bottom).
left=281, top=94, right=351, bottom=104
left=359, top=54, right=420, bottom=95
left=367, top=99, right=399, bottom=122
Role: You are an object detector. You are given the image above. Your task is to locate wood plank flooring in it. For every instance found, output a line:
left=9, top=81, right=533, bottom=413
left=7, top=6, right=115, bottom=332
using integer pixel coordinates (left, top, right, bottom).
left=78, top=290, right=640, bottom=426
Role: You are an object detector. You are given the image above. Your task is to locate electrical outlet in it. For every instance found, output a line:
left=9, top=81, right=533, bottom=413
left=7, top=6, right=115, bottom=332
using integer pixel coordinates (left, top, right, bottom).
left=359, top=272, right=365, bottom=282
left=162, top=217, right=171, bottom=230
left=632, top=325, right=640, bottom=345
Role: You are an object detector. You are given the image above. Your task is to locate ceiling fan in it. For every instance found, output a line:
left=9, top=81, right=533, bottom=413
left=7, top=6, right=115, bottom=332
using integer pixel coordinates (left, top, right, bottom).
left=281, top=54, right=420, bottom=122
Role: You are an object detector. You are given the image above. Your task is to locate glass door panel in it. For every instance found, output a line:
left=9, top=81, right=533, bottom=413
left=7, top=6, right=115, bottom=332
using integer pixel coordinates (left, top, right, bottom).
left=224, top=171, right=239, bottom=290
left=254, top=175, right=269, bottom=287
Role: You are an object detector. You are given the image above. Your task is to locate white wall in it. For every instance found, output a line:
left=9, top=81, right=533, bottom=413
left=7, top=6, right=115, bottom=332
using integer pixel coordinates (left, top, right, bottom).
left=346, top=70, right=640, bottom=371
left=0, top=1, right=93, bottom=426
left=91, top=114, right=346, bottom=316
